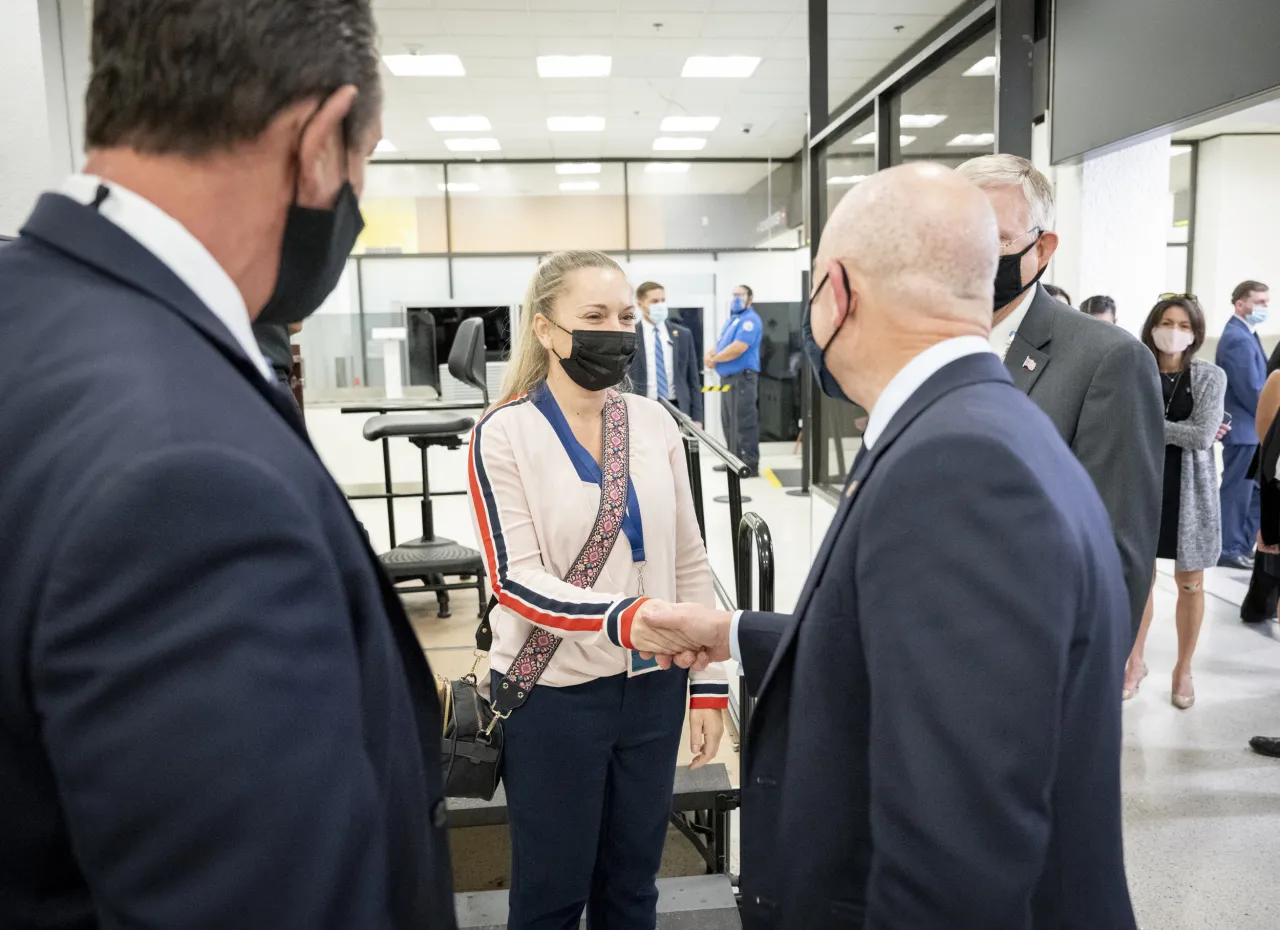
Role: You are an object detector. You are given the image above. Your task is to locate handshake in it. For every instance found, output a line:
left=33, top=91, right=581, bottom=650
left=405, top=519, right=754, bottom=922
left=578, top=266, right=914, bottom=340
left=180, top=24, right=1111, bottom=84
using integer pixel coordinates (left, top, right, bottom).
left=630, top=600, right=734, bottom=670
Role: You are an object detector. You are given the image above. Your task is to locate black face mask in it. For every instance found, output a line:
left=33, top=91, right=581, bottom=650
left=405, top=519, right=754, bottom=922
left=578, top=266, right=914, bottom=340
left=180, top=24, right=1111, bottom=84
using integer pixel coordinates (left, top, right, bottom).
left=993, top=232, right=1047, bottom=310
left=550, top=320, right=637, bottom=392
left=802, top=267, right=852, bottom=403
left=257, top=171, right=365, bottom=326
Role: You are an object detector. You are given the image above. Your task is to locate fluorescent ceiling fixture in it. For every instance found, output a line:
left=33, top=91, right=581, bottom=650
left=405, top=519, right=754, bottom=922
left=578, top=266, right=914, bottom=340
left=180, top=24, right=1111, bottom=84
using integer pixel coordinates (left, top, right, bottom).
left=537, top=55, right=612, bottom=78
left=548, top=116, right=606, bottom=132
left=559, top=181, right=601, bottom=192
left=852, top=132, right=916, bottom=146
left=681, top=56, right=761, bottom=78
left=444, top=137, right=500, bottom=152
left=383, top=54, right=464, bottom=77
left=374, top=139, right=397, bottom=154
left=556, top=162, right=602, bottom=175
left=438, top=182, right=480, bottom=193
left=899, top=114, right=948, bottom=128
left=964, top=56, right=997, bottom=77
left=653, top=137, right=707, bottom=151
left=429, top=115, right=491, bottom=132
left=661, top=116, right=721, bottom=132
left=645, top=162, right=691, bottom=174
left=947, top=132, right=996, bottom=146
left=827, top=175, right=868, bottom=185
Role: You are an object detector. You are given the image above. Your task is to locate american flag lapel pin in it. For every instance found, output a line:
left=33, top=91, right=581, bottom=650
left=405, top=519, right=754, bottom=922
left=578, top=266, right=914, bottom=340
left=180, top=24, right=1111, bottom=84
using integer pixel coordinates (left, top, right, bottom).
left=1023, top=356, right=1037, bottom=372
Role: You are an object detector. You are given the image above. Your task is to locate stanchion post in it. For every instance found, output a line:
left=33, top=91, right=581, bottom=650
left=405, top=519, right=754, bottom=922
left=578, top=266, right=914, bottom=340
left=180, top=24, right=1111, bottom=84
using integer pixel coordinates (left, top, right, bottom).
left=685, top=434, right=707, bottom=545
left=727, top=472, right=744, bottom=579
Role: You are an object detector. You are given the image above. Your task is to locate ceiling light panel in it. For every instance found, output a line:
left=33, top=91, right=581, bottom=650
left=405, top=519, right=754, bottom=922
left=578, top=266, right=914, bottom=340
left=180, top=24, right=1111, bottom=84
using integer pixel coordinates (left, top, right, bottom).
left=383, top=54, right=465, bottom=77
left=645, top=162, right=692, bottom=174
left=964, top=56, right=997, bottom=77
left=899, top=114, right=947, bottom=128
left=439, top=182, right=480, bottom=193
left=653, top=137, right=707, bottom=151
left=429, top=116, right=491, bottom=132
left=681, top=56, right=761, bottom=78
left=852, top=132, right=916, bottom=146
left=827, top=175, right=867, bottom=185
left=538, top=55, right=612, bottom=78
left=660, top=116, right=721, bottom=132
left=548, top=116, right=606, bottom=132
left=556, top=163, right=602, bottom=175
left=444, top=138, right=501, bottom=152
left=947, top=133, right=996, bottom=146
left=559, top=181, right=601, bottom=192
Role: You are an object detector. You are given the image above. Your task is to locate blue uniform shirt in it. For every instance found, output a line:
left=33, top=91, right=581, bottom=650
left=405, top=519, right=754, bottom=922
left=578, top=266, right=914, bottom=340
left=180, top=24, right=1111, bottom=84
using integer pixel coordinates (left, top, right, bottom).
left=715, top=306, right=762, bottom=377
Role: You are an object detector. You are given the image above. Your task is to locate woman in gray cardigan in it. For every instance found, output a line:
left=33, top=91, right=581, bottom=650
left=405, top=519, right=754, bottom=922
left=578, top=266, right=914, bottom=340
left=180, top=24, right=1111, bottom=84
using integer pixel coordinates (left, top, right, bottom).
left=1123, top=296, right=1226, bottom=709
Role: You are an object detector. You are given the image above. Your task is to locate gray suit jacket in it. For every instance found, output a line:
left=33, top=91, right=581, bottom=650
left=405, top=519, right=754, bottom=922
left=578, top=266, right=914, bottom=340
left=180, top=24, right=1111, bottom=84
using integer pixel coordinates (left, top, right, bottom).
left=1005, top=286, right=1163, bottom=634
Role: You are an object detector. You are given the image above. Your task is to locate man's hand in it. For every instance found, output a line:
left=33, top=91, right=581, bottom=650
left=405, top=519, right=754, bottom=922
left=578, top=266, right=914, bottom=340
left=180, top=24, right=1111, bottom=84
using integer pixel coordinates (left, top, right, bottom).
left=629, top=600, right=704, bottom=659
left=1216, top=422, right=1233, bottom=442
left=636, top=601, right=733, bottom=669
left=704, top=350, right=716, bottom=370
left=1257, top=531, right=1279, bottom=555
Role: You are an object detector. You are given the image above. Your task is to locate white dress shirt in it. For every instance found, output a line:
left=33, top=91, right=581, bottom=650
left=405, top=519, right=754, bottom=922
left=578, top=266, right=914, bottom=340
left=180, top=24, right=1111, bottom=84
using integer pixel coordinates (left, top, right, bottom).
left=729, top=334, right=995, bottom=663
left=60, top=174, right=273, bottom=382
left=640, top=317, right=676, bottom=401
left=989, top=282, right=1040, bottom=361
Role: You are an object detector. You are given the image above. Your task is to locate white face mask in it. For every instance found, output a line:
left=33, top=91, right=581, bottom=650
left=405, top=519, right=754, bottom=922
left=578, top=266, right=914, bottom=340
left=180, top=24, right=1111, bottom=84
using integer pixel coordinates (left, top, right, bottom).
left=648, top=302, right=669, bottom=325
left=1152, top=327, right=1194, bottom=355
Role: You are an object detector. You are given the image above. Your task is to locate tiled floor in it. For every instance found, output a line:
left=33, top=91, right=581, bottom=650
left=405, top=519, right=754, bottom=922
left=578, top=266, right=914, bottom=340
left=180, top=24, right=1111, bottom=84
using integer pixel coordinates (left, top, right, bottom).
left=315, top=405, right=1280, bottom=929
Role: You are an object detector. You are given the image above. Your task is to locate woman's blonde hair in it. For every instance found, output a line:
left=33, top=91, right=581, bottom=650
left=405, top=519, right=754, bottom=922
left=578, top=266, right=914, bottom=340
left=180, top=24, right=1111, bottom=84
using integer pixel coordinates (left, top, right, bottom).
left=499, top=250, right=625, bottom=404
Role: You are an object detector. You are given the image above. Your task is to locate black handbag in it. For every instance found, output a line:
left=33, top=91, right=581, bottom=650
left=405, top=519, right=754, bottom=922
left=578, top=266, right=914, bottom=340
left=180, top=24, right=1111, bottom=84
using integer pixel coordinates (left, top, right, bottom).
left=438, top=596, right=505, bottom=801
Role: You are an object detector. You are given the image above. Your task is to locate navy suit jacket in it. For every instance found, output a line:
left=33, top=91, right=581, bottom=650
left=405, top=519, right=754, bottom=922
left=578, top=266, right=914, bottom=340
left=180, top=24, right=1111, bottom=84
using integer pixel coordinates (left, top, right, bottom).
left=736, top=353, right=1136, bottom=930
left=628, top=320, right=704, bottom=421
left=0, top=195, right=455, bottom=929
left=1216, top=315, right=1268, bottom=445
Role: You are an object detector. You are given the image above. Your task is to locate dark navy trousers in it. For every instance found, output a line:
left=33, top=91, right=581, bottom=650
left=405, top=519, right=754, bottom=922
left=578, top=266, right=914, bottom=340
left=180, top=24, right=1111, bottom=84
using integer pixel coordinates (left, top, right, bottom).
left=493, top=667, right=688, bottom=930
left=1221, top=444, right=1261, bottom=559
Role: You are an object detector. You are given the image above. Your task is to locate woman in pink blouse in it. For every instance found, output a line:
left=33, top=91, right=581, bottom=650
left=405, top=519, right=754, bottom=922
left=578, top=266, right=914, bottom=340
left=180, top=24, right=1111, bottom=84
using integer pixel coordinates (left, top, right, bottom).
left=467, top=250, right=729, bottom=929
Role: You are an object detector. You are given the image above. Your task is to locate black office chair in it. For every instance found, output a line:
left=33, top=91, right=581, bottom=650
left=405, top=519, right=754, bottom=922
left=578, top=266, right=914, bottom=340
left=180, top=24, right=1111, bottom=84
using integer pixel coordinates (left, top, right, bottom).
left=362, top=317, right=490, bottom=618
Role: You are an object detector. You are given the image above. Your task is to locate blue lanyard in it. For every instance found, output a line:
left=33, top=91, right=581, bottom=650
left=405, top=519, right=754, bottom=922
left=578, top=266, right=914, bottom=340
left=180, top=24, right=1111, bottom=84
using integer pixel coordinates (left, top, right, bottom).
left=532, top=386, right=645, bottom=563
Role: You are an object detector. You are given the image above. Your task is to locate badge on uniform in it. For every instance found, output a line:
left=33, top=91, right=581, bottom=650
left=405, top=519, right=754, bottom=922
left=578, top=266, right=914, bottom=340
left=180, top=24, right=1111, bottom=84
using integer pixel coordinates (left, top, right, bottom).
left=1023, top=357, right=1037, bottom=371
left=845, top=479, right=859, bottom=498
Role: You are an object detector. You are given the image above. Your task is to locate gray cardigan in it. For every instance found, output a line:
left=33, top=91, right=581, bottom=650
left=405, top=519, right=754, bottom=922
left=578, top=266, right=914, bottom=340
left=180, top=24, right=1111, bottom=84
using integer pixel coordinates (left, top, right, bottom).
left=1166, top=358, right=1227, bottom=571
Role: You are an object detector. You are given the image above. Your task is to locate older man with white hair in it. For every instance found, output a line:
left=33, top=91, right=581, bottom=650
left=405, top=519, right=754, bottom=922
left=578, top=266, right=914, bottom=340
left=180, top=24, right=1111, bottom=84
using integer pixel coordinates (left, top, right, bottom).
left=631, top=162, right=1138, bottom=929
left=956, top=154, right=1163, bottom=640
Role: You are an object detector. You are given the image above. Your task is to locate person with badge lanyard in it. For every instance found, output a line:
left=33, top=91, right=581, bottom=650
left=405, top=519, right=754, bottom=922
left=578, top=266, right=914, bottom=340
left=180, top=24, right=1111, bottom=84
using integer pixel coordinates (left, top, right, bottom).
left=467, top=250, right=730, bottom=930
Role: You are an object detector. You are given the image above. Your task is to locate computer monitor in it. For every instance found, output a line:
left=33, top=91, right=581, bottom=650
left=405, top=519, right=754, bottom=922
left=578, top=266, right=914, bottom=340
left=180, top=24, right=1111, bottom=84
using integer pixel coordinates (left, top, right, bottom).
left=405, top=305, right=513, bottom=391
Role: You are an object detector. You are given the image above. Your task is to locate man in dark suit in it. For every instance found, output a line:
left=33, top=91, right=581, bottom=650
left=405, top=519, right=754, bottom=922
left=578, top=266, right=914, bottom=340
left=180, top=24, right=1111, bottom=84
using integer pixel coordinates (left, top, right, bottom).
left=1217, top=279, right=1271, bottom=569
left=0, top=2, right=454, bottom=928
left=632, top=164, right=1137, bottom=928
left=957, top=154, right=1163, bottom=636
left=628, top=281, right=704, bottom=423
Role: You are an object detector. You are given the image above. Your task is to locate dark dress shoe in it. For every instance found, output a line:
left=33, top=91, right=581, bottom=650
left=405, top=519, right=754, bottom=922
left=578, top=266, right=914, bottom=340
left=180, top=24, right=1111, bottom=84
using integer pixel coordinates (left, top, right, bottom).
left=1219, top=555, right=1254, bottom=570
left=1249, top=736, right=1280, bottom=758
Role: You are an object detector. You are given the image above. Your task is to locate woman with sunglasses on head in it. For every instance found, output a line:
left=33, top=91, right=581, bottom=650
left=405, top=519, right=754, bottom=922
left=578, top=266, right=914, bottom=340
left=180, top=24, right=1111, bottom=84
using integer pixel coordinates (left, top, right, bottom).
left=467, top=250, right=729, bottom=929
left=1123, top=295, right=1226, bottom=708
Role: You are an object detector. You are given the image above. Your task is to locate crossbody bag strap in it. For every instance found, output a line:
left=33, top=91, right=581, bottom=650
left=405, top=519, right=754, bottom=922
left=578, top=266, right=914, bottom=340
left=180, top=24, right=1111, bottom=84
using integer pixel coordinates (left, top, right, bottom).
left=491, top=391, right=632, bottom=715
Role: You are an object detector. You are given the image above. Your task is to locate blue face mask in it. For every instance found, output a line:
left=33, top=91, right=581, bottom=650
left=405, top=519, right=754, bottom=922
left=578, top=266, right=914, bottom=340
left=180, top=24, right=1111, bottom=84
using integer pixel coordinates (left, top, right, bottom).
left=730, top=295, right=747, bottom=314
left=648, top=302, right=669, bottom=326
left=1247, top=305, right=1270, bottom=326
left=802, top=269, right=851, bottom=402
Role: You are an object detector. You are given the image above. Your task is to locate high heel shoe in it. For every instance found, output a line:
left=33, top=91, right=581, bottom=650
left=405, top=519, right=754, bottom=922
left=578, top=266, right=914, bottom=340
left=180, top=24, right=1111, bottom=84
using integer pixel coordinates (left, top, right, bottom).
left=1121, top=661, right=1148, bottom=701
left=1172, top=693, right=1196, bottom=710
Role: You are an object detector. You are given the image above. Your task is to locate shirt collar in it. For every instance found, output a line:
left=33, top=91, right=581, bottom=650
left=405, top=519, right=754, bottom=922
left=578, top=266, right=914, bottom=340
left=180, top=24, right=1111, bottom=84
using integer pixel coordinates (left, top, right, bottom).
left=989, top=282, right=1040, bottom=355
left=59, top=174, right=274, bottom=382
left=862, top=336, right=995, bottom=450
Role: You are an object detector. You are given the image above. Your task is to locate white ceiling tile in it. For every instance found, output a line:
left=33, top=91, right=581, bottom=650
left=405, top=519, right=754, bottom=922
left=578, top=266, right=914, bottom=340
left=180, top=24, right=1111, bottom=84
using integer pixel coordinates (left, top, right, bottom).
left=709, top=0, right=803, bottom=11
left=534, top=37, right=621, bottom=55
left=827, top=13, right=937, bottom=40
left=532, top=12, right=621, bottom=37
left=440, top=11, right=534, bottom=36
left=617, top=13, right=705, bottom=39
left=699, top=13, right=796, bottom=38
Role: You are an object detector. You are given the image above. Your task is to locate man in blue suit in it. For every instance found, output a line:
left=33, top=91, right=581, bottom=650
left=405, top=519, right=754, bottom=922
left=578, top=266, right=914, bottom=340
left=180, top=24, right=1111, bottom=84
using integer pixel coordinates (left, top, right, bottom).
left=1216, top=279, right=1271, bottom=569
left=0, top=2, right=454, bottom=928
left=628, top=281, right=704, bottom=423
left=632, top=164, right=1137, bottom=928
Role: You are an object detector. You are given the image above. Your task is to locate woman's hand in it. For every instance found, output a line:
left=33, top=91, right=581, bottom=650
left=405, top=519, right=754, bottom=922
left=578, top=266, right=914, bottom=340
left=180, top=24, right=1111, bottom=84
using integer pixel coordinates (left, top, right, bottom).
left=1257, top=531, right=1279, bottom=555
left=689, top=708, right=724, bottom=770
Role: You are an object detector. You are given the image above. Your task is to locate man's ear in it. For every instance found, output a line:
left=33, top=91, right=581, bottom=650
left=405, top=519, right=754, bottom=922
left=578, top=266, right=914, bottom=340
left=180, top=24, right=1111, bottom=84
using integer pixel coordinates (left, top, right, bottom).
left=826, top=257, right=853, bottom=329
left=1037, top=230, right=1060, bottom=267
left=296, top=85, right=359, bottom=209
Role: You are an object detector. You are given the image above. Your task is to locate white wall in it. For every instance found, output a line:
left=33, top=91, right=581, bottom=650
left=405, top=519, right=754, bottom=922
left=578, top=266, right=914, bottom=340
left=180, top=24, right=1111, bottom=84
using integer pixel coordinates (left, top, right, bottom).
left=0, top=0, right=54, bottom=235
left=1193, top=135, right=1280, bottom=336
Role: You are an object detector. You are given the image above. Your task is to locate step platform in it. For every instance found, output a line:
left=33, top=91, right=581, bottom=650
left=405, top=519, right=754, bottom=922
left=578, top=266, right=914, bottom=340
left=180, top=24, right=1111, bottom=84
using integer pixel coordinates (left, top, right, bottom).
left=455, top=874, right=742, bottom=930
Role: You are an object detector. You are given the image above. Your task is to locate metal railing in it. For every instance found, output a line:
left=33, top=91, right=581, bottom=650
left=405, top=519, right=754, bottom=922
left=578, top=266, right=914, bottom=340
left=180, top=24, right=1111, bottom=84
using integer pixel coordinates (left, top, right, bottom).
left=734, top=513, right=775, bottom=759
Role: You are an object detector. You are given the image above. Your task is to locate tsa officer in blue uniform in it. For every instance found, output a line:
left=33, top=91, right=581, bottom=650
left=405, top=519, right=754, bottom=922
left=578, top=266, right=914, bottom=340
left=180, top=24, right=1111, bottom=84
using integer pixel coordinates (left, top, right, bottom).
left=706, top=284, right=763, bottom=476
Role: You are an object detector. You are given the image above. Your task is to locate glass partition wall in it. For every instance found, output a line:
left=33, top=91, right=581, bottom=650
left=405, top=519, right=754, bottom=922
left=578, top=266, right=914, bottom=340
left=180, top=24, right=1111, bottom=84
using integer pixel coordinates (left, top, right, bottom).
left=299, top=157, right=805, bottom=402
left=807, top=2, right=997, bottom=498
